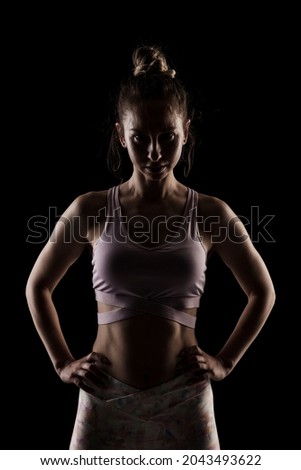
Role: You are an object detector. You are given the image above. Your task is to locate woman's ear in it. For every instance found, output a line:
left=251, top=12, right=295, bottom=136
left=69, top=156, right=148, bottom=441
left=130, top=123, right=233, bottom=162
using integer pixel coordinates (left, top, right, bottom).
left=183, top=119, right=191, bottom=144
left=116, top=123, right=127, bottom=148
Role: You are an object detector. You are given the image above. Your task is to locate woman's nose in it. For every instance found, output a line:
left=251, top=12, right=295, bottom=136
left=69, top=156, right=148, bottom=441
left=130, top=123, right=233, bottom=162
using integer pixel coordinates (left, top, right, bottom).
left=148, top=140, right=162, bottom=161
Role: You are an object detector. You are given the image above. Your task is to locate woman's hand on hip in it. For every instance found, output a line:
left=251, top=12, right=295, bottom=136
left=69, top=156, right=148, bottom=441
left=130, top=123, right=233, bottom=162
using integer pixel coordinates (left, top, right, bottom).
left=57, top=352, right=111, bottom=393
left=177, top=345, right=230, bottom=381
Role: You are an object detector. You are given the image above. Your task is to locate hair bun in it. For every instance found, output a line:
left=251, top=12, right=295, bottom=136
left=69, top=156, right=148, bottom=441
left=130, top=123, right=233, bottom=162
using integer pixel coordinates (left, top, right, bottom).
left=132, top=46, right=176, bottom=78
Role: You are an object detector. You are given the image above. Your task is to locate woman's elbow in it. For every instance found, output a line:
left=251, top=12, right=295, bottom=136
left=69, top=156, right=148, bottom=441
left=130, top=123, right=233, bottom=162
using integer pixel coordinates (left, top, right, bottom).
left=268, top=284, right=276, bottom=310
left=251, top=282, right=276, bottom=312
left=25, top=276, right=34, bottom=302
left=25, top=274, right=50, bottom=304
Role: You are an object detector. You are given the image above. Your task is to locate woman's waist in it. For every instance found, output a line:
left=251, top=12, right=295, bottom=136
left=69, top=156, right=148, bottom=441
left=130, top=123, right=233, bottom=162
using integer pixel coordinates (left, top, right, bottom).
left=86, top=364, right=209, bottom=393
left=91, top=349, right=195, bottom=389
left=94, top=310, right=196, bottom=351
left=93, top=327, right=196, bottom=388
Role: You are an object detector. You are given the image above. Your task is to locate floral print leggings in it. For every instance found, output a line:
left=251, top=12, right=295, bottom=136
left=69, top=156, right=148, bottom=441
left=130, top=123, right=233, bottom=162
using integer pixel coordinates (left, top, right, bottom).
left=70, top=370, right=220, bottom=450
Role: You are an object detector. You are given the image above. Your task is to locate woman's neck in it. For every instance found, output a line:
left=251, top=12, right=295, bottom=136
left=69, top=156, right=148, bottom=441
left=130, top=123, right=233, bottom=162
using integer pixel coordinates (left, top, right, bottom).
left=126, top=172, right=180, bottom=200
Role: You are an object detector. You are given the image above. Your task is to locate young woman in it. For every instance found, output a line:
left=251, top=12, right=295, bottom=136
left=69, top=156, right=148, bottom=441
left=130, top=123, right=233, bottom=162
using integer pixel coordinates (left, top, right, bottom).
left=26, top=46, right=275, bottom=449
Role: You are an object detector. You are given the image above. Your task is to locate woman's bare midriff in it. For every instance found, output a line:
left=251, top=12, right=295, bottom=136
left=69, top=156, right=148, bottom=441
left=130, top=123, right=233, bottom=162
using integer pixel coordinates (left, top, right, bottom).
left=92, top=303, right=198, bottom=389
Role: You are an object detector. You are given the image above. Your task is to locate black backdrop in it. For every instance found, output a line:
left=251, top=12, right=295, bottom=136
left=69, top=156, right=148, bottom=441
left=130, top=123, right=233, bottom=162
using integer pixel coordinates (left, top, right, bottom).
left=6, top=7, right=296, bottom=450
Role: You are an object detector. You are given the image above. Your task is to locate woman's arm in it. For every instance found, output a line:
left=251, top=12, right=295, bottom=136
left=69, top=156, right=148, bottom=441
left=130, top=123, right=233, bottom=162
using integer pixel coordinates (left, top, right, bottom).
left=212, top=201, right=275, bottom=375
left=26, top=193, right=108, bottom=390
left=177, top=197, right=276, bottom=380
left=26, top=196, right=86, bottom=370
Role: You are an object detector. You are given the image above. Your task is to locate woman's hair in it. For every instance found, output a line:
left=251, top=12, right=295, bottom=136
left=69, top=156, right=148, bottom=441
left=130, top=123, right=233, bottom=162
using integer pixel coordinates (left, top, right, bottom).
left=107, top=46, right=196, bottom=179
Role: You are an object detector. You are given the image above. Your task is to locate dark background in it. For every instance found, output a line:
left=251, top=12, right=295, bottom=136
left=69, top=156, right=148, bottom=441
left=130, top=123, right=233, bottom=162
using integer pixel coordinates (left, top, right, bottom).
left=6, top=7, right=297, bottom=449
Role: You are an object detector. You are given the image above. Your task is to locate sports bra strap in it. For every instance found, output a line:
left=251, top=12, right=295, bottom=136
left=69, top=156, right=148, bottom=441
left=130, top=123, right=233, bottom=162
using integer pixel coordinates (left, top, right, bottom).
left=96, top=292, right=197, bottom=328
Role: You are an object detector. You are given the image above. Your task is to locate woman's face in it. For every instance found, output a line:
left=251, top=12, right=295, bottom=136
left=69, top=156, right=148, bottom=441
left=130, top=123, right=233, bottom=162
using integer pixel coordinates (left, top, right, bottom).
left=116, top=100, right=190, bottom=181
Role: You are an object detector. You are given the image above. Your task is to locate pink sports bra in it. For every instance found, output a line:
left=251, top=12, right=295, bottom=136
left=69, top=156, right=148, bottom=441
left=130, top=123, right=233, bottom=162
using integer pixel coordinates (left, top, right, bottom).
left=92, top=185, right=207, bottom=328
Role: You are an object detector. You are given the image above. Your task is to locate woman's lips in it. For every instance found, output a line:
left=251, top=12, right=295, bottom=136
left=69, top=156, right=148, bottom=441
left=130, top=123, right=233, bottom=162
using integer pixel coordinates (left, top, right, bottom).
left=145, top=165, right=167, bottom=174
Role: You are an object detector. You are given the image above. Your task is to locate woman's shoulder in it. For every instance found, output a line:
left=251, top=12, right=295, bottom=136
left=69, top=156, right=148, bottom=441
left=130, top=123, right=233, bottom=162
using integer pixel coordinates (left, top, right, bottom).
left=193, top=190, right=248, bottom=246
left=194, top=190, right=234, bottom=220
left=65, top=188, right=112, bottom=218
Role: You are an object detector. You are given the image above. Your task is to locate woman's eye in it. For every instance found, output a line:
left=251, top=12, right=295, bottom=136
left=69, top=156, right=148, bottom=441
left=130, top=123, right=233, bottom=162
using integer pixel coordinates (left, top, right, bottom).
left=133, top=135, right=145, bottom=143
left=162, top=133, right=175, bottom=141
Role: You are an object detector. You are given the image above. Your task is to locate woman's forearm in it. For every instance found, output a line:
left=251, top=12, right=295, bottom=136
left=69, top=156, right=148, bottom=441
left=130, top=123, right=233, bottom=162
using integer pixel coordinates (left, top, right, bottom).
left=26, top=284, right=75, bottom=372
left=216, top=290, right=275, bottom=372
